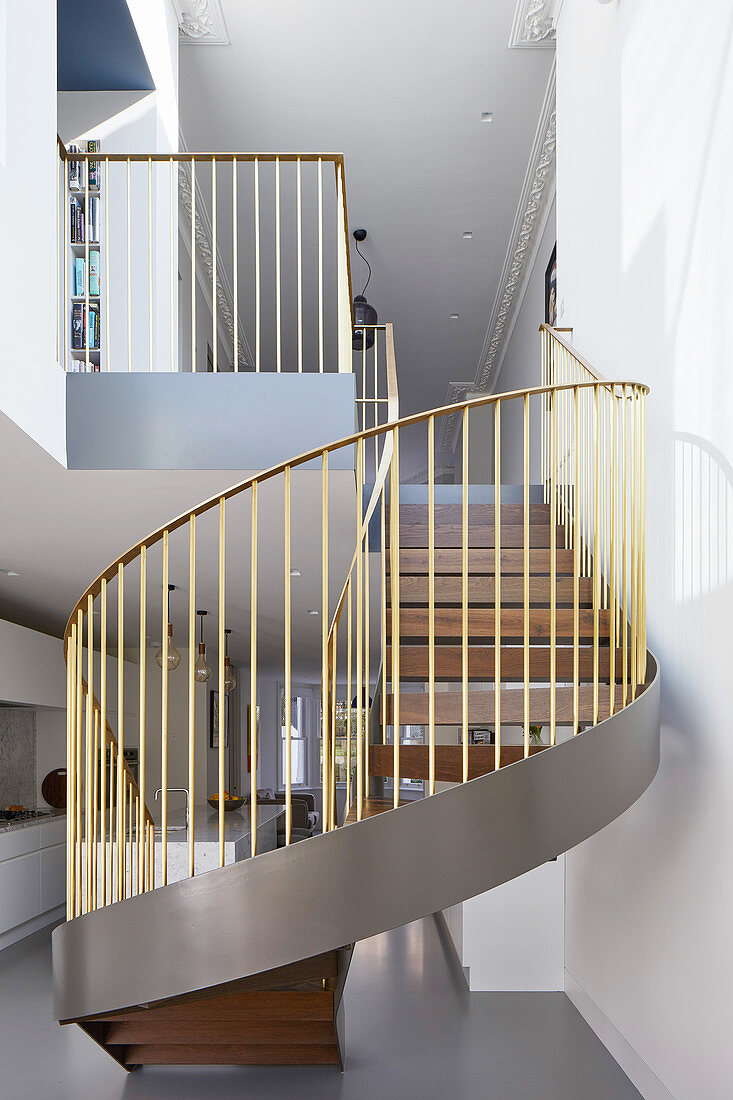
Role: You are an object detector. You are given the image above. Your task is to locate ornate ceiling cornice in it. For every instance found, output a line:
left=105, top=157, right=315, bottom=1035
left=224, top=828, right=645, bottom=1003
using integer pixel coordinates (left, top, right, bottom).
left=438, top=61, right=556, bottom=455
left=509, top=0, right=561, bottom=48
left=173, top=0, right=230, bottom=45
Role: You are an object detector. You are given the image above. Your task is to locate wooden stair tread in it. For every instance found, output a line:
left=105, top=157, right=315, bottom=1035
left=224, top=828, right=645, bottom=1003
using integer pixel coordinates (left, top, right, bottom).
left=382, top=684, right=641, bottom=725
left=396, top=524, right=566, bottom=548
left=106, top=1019, right=336, bottom=1045
left=93, top=989, right=334, bottom=1025
left=394, top=574, right=595, bottom=606
left=369, top=743, right=548, bottom=782
left=390, top=549, right=578, bottom=575
left=387, top=607, right=612, bottom=640
left=344, top=797, right=410, bottom=824
left=387, top=645, right=632, bottom=682
left=398, top=503, right=551, bottom=524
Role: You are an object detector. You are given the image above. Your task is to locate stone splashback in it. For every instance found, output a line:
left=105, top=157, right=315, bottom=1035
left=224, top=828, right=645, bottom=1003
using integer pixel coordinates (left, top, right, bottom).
left=0, top=707, right=36, bottom=807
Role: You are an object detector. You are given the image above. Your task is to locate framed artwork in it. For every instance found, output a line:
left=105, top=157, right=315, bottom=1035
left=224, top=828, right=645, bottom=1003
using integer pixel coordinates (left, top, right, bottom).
left=545, top=244, right=557, bottom=326
left=210, top=690, right=229, bottom=749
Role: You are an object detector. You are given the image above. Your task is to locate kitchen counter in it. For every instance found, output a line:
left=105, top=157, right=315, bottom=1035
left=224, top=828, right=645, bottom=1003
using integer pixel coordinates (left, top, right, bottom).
left=0, top=810, right=65, bottom=834
left=152, top=803, right=283, bottom=885
left=81, top=803, right=284, bottom=898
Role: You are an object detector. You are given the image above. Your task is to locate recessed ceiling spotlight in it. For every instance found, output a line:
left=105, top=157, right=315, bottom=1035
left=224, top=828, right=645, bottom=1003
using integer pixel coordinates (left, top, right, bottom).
left=306, top=609, right=319, bottom=616
left=481, top=112, right=494, bottom=123
left=462, top=231, right=473, bottom=239
left=290, top=568, right=301, bottom=577
left=450, top=313, right=459, bottom=320
left=0, top=567, right=19, bottom=577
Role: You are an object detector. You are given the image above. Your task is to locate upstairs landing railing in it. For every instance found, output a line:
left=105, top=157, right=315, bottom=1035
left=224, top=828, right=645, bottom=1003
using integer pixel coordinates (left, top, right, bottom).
left=56, top=145, right=353, bottom=376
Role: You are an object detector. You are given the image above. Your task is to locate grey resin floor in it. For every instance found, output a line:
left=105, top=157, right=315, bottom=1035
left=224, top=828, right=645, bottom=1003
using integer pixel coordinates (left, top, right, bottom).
left=0, top=915, right=640, bottom=1100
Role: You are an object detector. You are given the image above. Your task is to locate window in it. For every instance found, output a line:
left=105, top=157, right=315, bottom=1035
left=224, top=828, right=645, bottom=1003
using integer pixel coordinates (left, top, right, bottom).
left=279, top=691, right=308, bottom=788
left=322, top=701, right=359, bottom=785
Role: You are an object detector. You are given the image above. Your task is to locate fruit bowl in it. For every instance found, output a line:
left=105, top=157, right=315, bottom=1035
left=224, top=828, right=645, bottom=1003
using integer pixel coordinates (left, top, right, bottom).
left=207, top=795, right=245, bottom=812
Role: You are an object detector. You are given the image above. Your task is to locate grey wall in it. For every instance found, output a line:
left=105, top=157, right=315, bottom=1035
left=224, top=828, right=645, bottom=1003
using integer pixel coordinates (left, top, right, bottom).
left=66, top=373, right=357, bottom=470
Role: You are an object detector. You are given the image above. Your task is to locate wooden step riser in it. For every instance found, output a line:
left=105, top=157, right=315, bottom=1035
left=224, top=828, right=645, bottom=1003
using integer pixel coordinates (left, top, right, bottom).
left=123, top=1043, right=340, bottom=1066
left=382, top=684, right=635, bottom=726
left=94, top=990, right=334, bottom=1025
left=398, top=503, right=552, bottom=525
left=107, top=1019, right=336, bottom=1045
left=394, top=575, right=595, bottom=606
left=387, top=646, right=634, bottom=682
left=392, top=549, right=580, bottom=574
left=394, top=525, right=567, bottom=548
left=388, top=608, right=613, bottom=640
left=369, top=744, right=546, bottom=782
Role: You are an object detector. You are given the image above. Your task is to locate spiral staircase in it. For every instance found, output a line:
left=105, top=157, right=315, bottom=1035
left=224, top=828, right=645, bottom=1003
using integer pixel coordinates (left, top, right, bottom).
left=52, top=310, right=659, bottom=1068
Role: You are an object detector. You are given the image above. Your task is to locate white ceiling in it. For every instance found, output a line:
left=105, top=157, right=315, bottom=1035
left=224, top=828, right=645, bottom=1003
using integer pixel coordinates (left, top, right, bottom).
left=178, top=0, right=554, bottom=477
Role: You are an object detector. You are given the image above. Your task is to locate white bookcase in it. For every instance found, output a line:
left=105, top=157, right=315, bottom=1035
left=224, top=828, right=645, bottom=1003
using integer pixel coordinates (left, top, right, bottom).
left=66, top=142, right=105, bottom=372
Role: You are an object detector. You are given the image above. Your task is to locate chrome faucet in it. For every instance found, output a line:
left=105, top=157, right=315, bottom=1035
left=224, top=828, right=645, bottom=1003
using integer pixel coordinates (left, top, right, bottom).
left=154, top=787, right=190, bottom=828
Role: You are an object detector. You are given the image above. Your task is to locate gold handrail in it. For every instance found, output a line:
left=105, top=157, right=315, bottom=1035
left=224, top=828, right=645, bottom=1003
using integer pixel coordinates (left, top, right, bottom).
left=64, top=325, right=648, bottom=917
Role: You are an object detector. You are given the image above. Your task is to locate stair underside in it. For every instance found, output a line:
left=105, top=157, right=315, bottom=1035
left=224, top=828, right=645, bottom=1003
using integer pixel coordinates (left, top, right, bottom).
left=72, top=949, right=351, bottom=1068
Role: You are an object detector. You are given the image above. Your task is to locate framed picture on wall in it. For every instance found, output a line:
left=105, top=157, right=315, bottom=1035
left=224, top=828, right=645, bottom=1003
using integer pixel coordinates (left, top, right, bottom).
left=545, top=244, right=557, bottom=326
left=210, top=690, right=229, bottom=749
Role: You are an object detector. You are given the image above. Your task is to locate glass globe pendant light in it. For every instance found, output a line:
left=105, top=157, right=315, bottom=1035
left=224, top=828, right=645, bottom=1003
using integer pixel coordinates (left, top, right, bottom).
left=155, top=584, right=181, bottom=671
left=224, top=628, right=237, bottom=692
left=194, top=609, right=212, bottom=683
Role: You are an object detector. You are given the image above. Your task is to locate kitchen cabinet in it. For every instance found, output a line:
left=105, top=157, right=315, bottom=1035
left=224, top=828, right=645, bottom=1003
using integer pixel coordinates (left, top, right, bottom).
left=0, top=817, right=66, bottom=950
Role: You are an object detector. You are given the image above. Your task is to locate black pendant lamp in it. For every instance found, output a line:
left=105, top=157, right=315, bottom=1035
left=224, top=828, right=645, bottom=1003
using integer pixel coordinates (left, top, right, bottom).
left=352, top=228, right=377, bottom=351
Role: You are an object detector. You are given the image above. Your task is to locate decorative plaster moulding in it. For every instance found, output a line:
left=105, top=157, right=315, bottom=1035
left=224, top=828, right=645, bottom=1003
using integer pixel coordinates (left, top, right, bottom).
left=173, top=0, right=230, bottom=45
left=438, top=61, right=557, bottom=455
left=509, top=0, right=562, bottom=48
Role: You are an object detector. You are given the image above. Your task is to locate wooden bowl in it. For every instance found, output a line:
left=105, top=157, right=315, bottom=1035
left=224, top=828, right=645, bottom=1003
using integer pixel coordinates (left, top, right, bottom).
left=207, top=796, right=245, bottom=812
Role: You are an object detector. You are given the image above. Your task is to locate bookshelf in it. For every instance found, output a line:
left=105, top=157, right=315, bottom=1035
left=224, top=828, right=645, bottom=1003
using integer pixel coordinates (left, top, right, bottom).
left=66, top=141, right=104, bottom=372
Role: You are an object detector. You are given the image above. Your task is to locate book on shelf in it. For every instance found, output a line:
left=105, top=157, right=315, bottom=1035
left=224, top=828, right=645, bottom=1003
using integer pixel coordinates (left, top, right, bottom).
left=73, top=257, right=85, bottom=297
left=70, top=196, right=84, bottom=243
left=88, top=250, right=100, bottom=296
left=68, top=144, right=83, bottom=191
left=88, top=195, right=100, bottom=243
left=87, top=140, right=101, bottom=189
left=71, top=302, right=101, bottom=350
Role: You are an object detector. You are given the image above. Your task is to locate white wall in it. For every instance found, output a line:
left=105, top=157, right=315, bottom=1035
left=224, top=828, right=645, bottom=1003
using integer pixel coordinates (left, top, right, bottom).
left=0, top=0, right=65, bottom=463
left=555, top=2, right=733, bottom=1096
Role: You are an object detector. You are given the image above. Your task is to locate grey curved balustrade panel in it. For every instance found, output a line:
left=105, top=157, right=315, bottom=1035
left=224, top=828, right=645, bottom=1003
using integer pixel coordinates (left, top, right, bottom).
left=53, top=656, right=659, bottom=1022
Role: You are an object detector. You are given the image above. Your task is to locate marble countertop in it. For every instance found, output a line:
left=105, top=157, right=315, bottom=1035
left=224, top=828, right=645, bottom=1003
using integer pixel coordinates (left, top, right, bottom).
left=0, top=809, right=66, bottom=833
left=153, top=803, right=284, bottom=845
